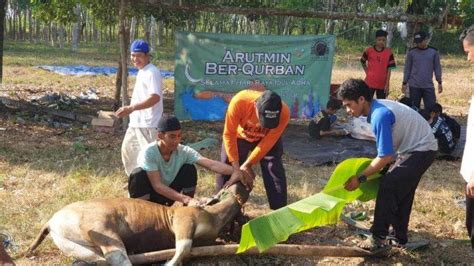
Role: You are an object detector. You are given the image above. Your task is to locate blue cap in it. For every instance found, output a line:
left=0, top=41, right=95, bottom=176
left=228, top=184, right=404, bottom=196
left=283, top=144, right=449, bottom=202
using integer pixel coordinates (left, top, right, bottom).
left=130, top=39, right=149, bottom=54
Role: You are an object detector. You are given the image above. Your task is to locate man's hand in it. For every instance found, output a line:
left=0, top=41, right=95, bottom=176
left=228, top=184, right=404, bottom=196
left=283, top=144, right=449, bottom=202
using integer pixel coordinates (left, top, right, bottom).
left=223, top=169, right=245, bottom=189
left=344, top=176, right=360, bottom=191
left=240, top=164, right=256, bottom=190
left=384, top=84, right=390, bottom=96
left=115, top=105, right=134, bottom=118
left=467, top=181, right=474, bottom=198
left=438, top=84, right=443, bottom=94
left=223, top=168, right=254, bottom=191
left=183, top=196, right=200, bottom=207
left=402, top=84, right=408, bottom=94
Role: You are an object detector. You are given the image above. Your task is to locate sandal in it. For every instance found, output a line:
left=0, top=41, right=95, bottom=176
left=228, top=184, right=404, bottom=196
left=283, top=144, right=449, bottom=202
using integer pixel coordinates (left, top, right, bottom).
left=358, top=235, right=387, bottom=251
left=388, top=238, right=406, bottom=249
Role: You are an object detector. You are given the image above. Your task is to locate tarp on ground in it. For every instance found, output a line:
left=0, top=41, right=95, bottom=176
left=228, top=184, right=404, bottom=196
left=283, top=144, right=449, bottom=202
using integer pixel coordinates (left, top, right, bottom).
left=282, top=124, right=377, bottom=165
left=174, top=32, right=335, bottom=120
left=37, top=65, right=174, bottom=78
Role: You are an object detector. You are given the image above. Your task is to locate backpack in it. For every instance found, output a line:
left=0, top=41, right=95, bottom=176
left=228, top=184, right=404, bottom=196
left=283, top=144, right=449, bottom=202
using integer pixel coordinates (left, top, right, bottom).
left=431, top=116, right=456, bottom=154
left=441, top=114, right=461, bottom=140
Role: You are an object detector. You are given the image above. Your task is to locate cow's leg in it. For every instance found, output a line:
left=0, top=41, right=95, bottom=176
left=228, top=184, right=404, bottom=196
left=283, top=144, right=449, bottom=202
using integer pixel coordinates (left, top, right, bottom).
left=166, top=213, right=196, bottom=266
left=88, top=231, right=131, bottom=266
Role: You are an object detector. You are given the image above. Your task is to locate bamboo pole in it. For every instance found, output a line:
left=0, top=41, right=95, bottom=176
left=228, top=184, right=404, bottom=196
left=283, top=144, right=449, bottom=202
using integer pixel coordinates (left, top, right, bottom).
left=129, top=244, right=390, bottom=264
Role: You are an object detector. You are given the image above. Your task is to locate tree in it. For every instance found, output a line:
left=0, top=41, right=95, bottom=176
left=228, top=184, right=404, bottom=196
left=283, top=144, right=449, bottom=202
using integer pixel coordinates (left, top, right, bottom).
left=0, top=0, right=5, bottom=84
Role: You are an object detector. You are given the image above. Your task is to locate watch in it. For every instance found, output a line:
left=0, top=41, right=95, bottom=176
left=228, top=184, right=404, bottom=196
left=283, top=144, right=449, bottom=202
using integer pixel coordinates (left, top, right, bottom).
left=358, top=174, right=367, bottom=183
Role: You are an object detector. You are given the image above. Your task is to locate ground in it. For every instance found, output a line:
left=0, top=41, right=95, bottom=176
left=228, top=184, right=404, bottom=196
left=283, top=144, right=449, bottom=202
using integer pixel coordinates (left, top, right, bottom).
left=0, top=41, right=474, bottom=265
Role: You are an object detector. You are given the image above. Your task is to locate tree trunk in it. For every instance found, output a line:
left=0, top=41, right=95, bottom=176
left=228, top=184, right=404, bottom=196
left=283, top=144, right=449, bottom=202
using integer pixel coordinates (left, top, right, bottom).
left=115, top=60, right=122, bottom=110
left=93, top=20, right=98, bottom=44
left=43, top=24, right=49, bottom=45
left=72, top=3, right=81, bottom=51
left=150, top=18, right=157, bottom=51
left=12, top=8, right=16, bottom=40
left=7, top=13, right=12, bottom=39
left=156, top=19, right=163, bottom=46
left=144, top=16, right=151, bottom=43
left=300, top=19, right=306, bottom=34
left=386, top=22, right=395, bottom=48
left=325, top=0, right=335, bottom=35
left=18, top=10, right=22, bottom=40
left=283, top=16, right=291, bottom=35
left=119, top=0, right=130, bottom=128
left=109, top=24, right=113, bottom=42
left=28, top=8, right=33, bottom=43
left=0, top=0, right=6, bottom=84
left=50, top=23, right=57, bottom=47
left=231, top=14, right=238, bottom=34
left=35, top=19, right=40, bottom=43
left=130, top=17, right=137, bottom=43
left=58, top=26, right=66, bottom=49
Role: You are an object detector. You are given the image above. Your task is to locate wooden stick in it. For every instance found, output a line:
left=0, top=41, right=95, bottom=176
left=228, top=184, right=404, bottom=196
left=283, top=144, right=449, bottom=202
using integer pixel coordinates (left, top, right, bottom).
left=129, top=244, right=390, bottom=264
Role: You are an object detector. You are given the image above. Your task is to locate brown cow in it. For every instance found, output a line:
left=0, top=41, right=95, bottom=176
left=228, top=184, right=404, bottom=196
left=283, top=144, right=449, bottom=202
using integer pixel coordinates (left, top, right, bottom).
left=26, top=183, right=249, bottom=265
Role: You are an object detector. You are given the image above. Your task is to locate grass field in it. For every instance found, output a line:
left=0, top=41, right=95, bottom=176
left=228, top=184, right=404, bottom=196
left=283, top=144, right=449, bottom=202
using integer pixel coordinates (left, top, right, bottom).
left=1, top=40, right=474, bottom=265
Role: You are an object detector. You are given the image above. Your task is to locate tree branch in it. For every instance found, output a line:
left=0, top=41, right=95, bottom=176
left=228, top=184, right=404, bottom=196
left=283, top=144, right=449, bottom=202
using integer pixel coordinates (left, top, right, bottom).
left=137, top=0, right=439, bottom=24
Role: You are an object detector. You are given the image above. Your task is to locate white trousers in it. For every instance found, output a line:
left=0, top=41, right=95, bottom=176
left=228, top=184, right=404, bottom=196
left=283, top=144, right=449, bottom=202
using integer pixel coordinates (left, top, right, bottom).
left=121, top=127, right=157, bottom=176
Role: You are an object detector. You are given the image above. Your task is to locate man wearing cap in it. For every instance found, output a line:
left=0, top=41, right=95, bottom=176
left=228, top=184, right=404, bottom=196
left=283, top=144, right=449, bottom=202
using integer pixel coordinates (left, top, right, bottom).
left=116, top=39, right=163, bottom=176
left=459, top=25, right=474, bottom=248
left=128, top=114, right=239, bottom=206
left=402, top=31, right=443, bottom=111
left=360, top=29, right=397, bottom=99
left=217, top=89, right=290, bottom=210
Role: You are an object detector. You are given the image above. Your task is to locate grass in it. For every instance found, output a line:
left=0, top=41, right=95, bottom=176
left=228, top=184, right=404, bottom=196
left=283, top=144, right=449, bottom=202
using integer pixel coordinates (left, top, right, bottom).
left=1, top=40, right=474, bottom=264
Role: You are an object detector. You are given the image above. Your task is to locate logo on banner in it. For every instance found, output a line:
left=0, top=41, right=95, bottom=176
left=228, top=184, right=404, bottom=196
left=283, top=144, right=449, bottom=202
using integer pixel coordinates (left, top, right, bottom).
left=311, top=39, right=329, bottom=60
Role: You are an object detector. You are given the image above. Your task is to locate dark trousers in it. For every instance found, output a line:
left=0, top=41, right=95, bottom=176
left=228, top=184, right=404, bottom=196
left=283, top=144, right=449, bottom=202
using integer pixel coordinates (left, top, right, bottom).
left=370, top=150, right=436, bottom=244
left=368, top=88, right=387, bottom=99
left=466, top=193, right=474, bottom=248
left=216, top=138, right=287, bottom=210
left=410, top=86, right=436, bottom=111
left=128, top=164, right=197, bottom=206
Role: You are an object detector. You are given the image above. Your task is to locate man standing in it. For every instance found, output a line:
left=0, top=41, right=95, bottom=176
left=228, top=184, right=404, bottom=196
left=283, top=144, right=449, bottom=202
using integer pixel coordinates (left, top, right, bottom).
left=340, top=79, right=437, bottom=250
left=360, top=29, right=396, bottom=99
left=217, top=90, right=290, bottom=210
left=459, top=25, right=474, bottom=248
left=402, top=31, right=443, bottom=111
left=116, top=39, right=163, bottom=176
left=129, top=114, right=240, bottom=207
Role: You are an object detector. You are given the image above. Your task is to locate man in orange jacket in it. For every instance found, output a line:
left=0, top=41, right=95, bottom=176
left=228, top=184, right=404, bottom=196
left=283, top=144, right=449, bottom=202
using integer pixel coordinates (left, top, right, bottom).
left=217, top=90, right=290, bottom=209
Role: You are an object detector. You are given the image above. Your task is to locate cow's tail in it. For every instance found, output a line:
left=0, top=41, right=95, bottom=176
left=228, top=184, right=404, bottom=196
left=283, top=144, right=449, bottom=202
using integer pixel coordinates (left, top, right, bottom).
left=24, top=223, right=50, bottom=257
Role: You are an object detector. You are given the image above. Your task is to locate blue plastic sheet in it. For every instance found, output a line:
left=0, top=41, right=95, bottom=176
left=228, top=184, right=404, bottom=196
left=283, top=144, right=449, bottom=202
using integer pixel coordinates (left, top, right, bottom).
left=37, top=65, right=174, bottom=78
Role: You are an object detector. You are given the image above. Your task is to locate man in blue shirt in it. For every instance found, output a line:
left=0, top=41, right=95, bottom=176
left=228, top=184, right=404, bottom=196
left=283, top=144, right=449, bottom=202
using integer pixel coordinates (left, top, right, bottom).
left=128, top=114, right=240, bottom=206
left=339, top=79, right=437, bottom=250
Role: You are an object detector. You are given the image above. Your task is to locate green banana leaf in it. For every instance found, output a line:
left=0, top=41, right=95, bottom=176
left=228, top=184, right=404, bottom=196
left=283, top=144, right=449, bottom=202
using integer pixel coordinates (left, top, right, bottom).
left=237, top=157, right=381, bottom=253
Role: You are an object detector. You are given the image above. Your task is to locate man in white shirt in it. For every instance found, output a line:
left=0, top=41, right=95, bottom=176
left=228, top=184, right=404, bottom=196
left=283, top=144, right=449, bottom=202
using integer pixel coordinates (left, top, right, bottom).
left=459, top=25, right=474, bottom=248
left=116, top=39, right=163, bottom=176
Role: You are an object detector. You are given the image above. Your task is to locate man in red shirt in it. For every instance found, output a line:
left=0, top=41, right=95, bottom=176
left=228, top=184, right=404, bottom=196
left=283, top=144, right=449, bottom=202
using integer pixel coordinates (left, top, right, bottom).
left=217, top=90, right=290, bottom=209
left=360, top=29, right=397, bottom=99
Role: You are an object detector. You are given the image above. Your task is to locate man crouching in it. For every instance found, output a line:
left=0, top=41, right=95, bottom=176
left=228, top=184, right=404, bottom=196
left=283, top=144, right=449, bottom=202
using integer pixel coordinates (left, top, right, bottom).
left=128, top=114, right=240, bottom=206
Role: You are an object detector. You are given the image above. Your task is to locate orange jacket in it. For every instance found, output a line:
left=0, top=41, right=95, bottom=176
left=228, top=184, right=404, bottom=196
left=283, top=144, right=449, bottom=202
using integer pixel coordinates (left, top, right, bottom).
left=223, top=90, right=290, bottom=165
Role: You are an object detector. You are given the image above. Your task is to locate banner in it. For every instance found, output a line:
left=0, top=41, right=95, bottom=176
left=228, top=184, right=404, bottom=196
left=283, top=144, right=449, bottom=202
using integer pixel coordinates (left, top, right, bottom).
left=174, top=32, right=335, bottom=120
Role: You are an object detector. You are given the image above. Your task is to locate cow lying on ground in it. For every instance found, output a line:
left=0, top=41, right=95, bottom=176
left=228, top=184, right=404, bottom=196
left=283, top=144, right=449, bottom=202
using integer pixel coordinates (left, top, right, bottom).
left=25, top=183, right=250, bottom=265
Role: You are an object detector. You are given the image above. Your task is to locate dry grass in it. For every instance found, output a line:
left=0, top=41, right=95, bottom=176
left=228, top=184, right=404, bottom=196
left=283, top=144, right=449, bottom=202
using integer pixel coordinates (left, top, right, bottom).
left=1, top=41, right=474, bottom=265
